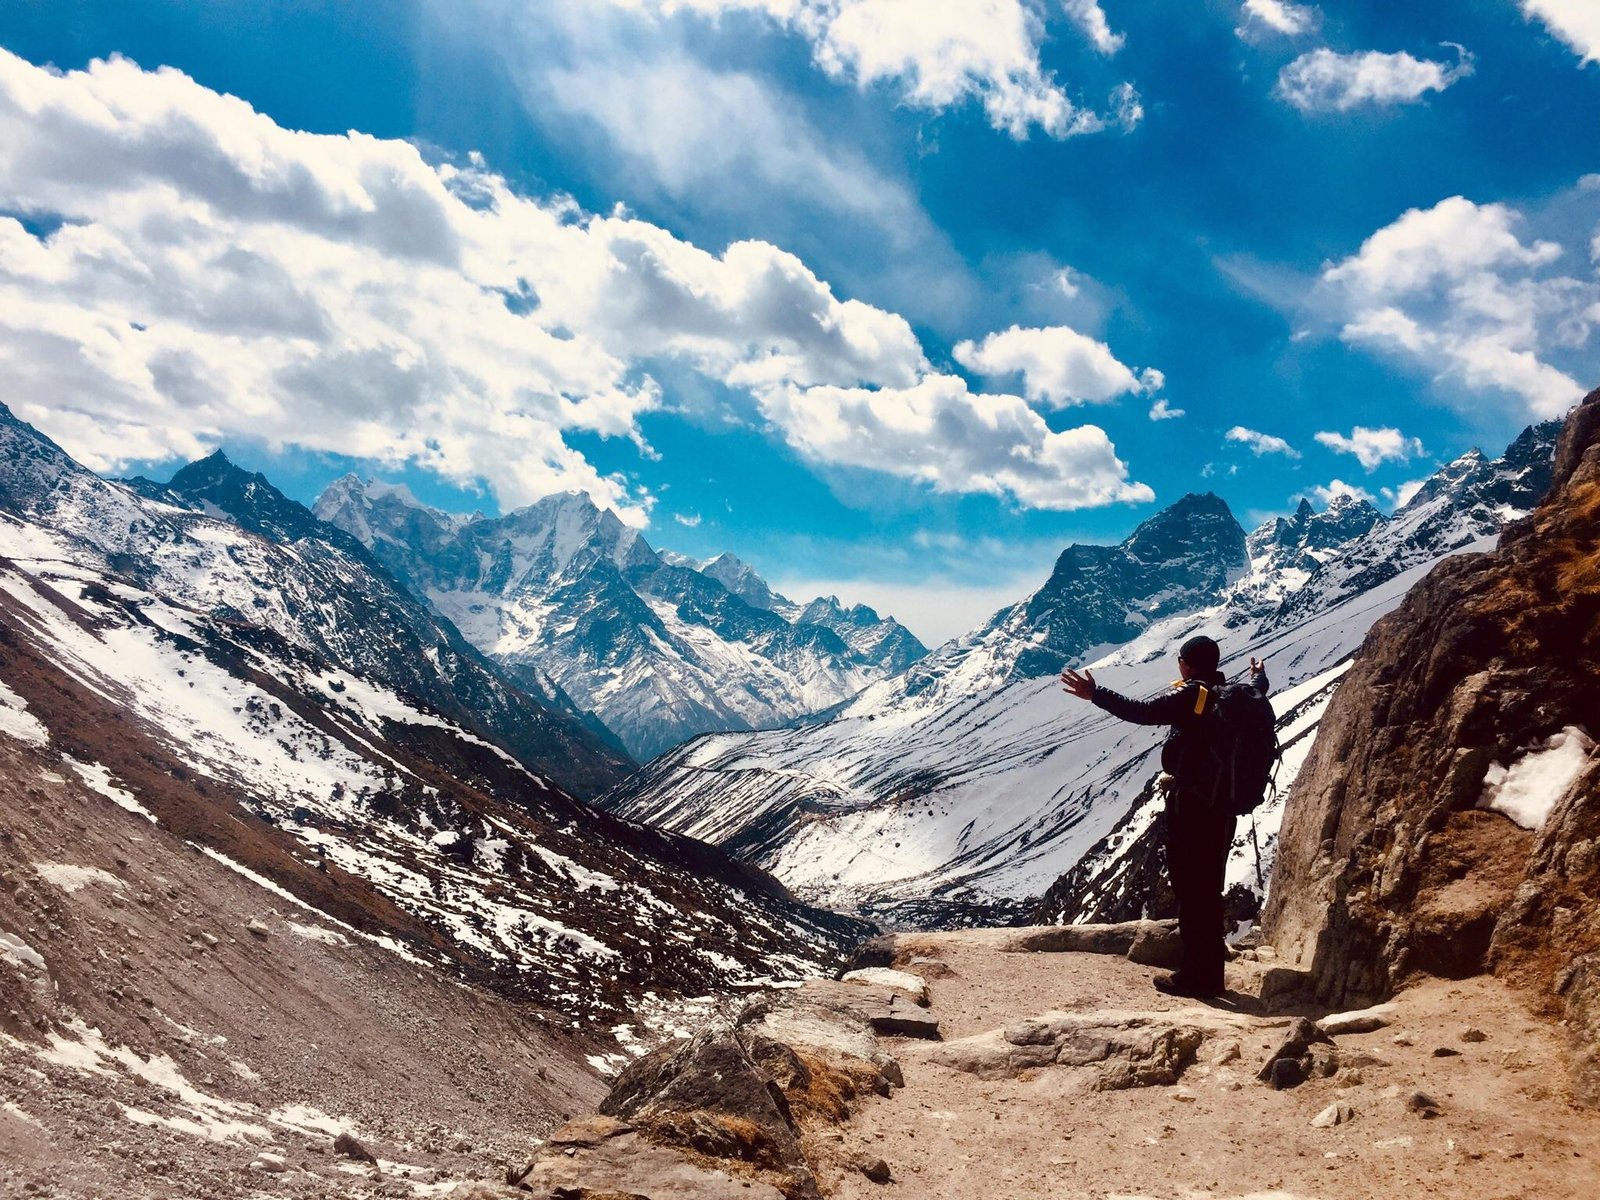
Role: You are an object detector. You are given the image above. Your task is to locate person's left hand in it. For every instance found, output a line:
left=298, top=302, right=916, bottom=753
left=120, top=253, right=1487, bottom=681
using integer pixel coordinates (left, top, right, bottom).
left=1060, top=667, right=1096, bottom=700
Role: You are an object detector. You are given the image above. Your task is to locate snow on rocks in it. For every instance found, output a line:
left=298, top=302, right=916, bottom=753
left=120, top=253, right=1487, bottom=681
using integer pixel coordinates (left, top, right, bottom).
left=0, top=678, right=48, bottom=747
left=1478, top=725, right=1596, bottom=830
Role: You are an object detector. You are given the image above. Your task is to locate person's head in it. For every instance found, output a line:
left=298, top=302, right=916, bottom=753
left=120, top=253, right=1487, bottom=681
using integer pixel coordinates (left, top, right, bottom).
left=1177, top=635, right=1220, bottom=682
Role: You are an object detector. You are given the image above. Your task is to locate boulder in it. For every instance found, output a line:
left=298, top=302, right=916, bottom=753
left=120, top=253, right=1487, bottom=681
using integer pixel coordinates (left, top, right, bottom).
left=926, top=1007, right=1239, bottom=1088
left=1003, top=920, right=1178, bottom=957
left=1562, top=953, right=1600, bottom=1107
left=1257, top=1017, right=1333, bottom=1089
left=1316, top=1004, right=1395, bottom=1037
left=599, top=1024, right=817, bottom=1197
left=841, top=968, right=930, bottom=1006
left=1126, top=921, right=1184, bottom=970
left=509, top=1125, right=787, bottom=1198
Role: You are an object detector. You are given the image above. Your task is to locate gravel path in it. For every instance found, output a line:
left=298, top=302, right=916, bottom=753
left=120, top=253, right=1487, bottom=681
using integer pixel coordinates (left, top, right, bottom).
left=822, top=930, right=1598, bottom=1200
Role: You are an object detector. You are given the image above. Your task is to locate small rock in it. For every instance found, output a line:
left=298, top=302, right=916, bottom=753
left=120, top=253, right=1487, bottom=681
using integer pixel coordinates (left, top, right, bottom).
left=1431, top=1046, right=1461, bottom=1058
left=1406, top=1091, right=1441, bottom=1118
left=1460, top=1028, right=1487, bottom=1043
left=1391, top=1034, right=1413, bottom=1047
left=1211, top=1040, right=1242, bottom=1067
left=1308, top=1045, right=1341, bottom=1078
left=1338, top=1069, right=1366, bottom=1087
left=1269, top=1058, right=1307, bottom=1090
left=856, top=1156, right=892, bottom=1184
left=1316, top=1005, right=1394, bottom=1037
left=251, top=1153, right=287, bottom=1173
left=199, top=932, right=220, bottom=949
left=333, top=1131, right=378, bottom=1164
left=244, top=919, right=270, bottom=939
left=1171, top=1088, right=1197, bottom=1103
left=1311, top=1102, right=1356, bottom=1128
left=1501, top=1048, right=1535, bottom=1072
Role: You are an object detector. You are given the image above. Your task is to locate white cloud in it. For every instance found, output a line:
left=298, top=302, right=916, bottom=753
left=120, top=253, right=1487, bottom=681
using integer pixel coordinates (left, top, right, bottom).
left=1225, top=426, right=1301, bottom=458
left=1109, top=81, right=1144, bottom=131
left=673, top=512, right=703, bottom=527
left=1307, top=479, right=1376, bottom=506
left=1319, top=195, right=1596, bottom=418
left=1236, top=0, right=1321, bottom=41
left=759, top=373, right=1153, bottom=511
left=1062, top=0, right=1125, bottom=56
left=1313, top=425, right=1426, bottom=471
left=1380, top=477, right=1429, bottom=510
left=542, top=52, right=921, bottom=232
left=604, top=0, right=1123, bottom=139
left=1149, top=397, right=1185, bottom=421
left=0, top=49, right=1158, bottom=520
left=952, top=324, right=1159, bottom=407
left=1276, top=45, right=1474, bottom=112
left=1521, top=1, right=1600, bottom=65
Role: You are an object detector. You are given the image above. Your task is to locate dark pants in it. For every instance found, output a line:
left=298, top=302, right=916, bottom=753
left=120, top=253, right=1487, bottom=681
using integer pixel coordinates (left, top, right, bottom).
left=1164, top=792, right=1236, bottom=988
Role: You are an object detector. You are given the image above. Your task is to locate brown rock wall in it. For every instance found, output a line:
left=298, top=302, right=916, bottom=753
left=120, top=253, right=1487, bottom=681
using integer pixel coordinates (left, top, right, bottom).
left=1264, top=388, right=1600, bottom=1102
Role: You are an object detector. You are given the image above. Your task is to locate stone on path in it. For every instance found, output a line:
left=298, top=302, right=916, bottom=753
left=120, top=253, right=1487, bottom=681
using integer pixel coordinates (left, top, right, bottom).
left=1316, top=1004, right=1395, bottom=1036
left=1311, top=1101, right=1357, bottom=1128
left=926, top=1006, right=1252, bottom=1089
left=841, top=968, right=930, bottom=1006
left=508, top=1122, right=787, bottom=1198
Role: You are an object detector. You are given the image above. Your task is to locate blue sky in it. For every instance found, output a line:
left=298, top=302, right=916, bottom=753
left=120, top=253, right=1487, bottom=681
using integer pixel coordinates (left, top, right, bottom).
left=1, top=1, right=1596, bottom=642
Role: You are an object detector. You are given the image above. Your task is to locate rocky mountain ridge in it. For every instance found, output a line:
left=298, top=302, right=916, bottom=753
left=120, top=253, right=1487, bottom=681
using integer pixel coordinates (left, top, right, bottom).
left=314, top=477, right=926, bottom=760
left=0, top=401, right=868, bottom=1030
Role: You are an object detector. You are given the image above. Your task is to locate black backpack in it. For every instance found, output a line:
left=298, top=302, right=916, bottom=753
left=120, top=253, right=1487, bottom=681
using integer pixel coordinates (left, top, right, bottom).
left=1208, top=682, right=1279, bottom=816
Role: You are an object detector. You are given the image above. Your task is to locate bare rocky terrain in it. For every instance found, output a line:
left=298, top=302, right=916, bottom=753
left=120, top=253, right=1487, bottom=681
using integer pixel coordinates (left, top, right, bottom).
left=0, top=730, right=610, bottom=1200
left=499, top=934, right=1600, bottom=1200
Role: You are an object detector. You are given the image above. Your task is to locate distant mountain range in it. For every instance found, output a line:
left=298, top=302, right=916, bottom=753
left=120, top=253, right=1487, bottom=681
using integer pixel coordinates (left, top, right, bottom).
left=606, top=419, right=1561, bottom=928
left=314, top=476, right=925, bottom=760
left=0, top=402, right=867, bottom=1029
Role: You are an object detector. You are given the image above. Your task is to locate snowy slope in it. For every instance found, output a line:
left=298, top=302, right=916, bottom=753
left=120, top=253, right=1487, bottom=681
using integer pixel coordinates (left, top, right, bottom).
left=315, top=477, right=926, bottom=759
left=0, top=404, right=868, bottom=1027
left=608, top=422, right=1559, bottom=926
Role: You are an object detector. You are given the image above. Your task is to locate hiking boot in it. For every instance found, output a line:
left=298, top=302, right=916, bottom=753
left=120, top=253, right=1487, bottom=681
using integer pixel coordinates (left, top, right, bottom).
left=1153, top=971, right=1223, bottom=999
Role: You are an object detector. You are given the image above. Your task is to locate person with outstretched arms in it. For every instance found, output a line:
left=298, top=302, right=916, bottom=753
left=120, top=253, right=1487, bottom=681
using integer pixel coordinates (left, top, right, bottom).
left=1060, top=635, right=1268, bottom=999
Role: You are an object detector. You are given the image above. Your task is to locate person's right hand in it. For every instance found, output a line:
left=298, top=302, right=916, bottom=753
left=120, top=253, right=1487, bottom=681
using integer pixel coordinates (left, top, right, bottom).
left=1250, top=656, right=1266, bottom=673
left=1060, top=667, right=1096, bottom=701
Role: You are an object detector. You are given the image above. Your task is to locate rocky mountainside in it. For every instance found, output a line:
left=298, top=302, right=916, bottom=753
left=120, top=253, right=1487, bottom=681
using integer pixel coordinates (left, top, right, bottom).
left=0, top=402, right=869, bottom=1032
left=608, top=422, right=1559, bottom=927
left=314, top=478, right=926, bottom=760
left=1264, top=389, right=1600, bottom=1104
left=0, top=407, right=631, bottom=800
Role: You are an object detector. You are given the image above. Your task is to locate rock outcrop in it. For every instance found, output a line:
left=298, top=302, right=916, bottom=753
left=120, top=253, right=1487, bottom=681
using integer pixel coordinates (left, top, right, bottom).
left=509, top=974, right=932, bottom=1198
left=1264, top=388, right=1600, bottom=1104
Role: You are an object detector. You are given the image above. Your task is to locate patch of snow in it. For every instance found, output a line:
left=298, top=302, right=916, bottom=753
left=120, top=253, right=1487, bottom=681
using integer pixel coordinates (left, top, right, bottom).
left=64, top=756, right=157, bottom=823
left=1479, top=726, right=1595, bottom=830
left=0, top=679, right=48, bottom=746
left=286, top=921, right=350, bottom=946
left=33, top=863, right=124, bottom=894
left=0, top=930, right=46, bottom=972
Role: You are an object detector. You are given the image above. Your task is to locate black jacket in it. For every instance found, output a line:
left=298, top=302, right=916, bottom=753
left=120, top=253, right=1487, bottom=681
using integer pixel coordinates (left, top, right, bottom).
left=1090, top=665, right=1270, bottom=798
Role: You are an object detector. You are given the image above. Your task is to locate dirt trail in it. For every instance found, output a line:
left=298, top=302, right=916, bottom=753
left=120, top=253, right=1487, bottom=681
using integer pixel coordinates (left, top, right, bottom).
left=820, top=931, right=1597, bottom=1200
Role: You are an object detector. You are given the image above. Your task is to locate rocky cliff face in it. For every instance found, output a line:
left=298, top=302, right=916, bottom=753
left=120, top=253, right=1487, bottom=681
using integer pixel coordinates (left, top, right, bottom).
left=1264, top=389, right=1600, bottom=1104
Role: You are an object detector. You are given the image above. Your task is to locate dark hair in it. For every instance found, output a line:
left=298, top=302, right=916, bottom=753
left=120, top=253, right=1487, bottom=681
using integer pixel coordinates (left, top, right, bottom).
left=1179, top=635, right=1220, bottom=678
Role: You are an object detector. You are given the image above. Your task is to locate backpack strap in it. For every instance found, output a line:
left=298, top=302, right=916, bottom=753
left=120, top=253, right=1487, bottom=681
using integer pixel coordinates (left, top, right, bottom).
left=1192, top=684, right=1209, bottom=716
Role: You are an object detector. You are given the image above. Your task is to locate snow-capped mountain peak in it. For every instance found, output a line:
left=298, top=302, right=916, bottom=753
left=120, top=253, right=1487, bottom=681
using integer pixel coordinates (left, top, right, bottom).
left=315, top=475, right=926, bottom=759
